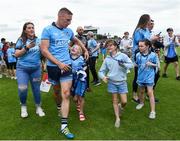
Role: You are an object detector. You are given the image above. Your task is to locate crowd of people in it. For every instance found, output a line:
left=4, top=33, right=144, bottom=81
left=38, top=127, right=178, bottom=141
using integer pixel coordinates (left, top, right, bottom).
left=1, top=8, right=180, bottom=139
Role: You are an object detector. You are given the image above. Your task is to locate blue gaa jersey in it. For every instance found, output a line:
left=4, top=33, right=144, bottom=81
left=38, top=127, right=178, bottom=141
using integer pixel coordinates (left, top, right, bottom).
left=136, top=52, right=157, bottom=84
left=15, top=38, right=41, bottom=67
left=0, top=42, right=3, bottom=57
left=167, top=42, right=176, bottom=58
left=133, top=28, right=150, bottom=53
left=41, top=22, right=74, bottom=66
left=88, top=39, right=98, bottom=57
left=71, top=56, right=85, bottom=73
left=71, top=55, right=87, bottom=97
left=7, top=48, right=16, bottom=63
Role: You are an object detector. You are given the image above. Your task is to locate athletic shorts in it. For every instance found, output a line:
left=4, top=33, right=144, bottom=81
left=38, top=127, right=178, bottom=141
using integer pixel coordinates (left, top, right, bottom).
left=47, top=66, right=72, bottom=85
left=164, top=56, right=178, bottom=63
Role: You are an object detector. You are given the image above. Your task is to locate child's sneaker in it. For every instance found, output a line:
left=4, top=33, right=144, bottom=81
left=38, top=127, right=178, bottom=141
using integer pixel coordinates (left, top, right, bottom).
left=136, top=103, right=144, bottom=110
left=79, top=113, right=86, bottom=121
left=61, top=126, right=74, bottom=139
left=114, top=119, right=120, bottom=128
left=36, top=106, right=45, bottom=117
left=149, top=111, right=156, bottom=119
left=0, top=74, right=2, bottom=78
left=21, top=106, right=28, bottom=118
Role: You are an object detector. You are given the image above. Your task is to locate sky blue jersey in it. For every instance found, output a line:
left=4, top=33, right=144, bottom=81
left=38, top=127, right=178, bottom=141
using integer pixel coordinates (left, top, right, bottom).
left=15, top=38, right=41, bottom=68
left=0, top=42, right=3, bottom=57
left=133, top=28, right=150, bottom=53
left=41, top=22, right=74, bottom=66
left=7, top=48, right=16, bottom=63
left=71, top=55, right=85, bottom=73
left=136, top=52, right=158, bottom=84
left=87, top=38, right=98, bottom=57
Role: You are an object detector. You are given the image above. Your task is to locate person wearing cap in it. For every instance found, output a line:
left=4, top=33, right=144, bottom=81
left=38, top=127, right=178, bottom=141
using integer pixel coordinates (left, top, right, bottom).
left=162, top=28, right=180, bottom=80
left=87, top=31, right=101, bottom=86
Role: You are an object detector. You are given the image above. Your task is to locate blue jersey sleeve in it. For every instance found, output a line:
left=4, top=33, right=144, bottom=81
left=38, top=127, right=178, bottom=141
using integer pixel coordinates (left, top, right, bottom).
left=15, top=39, right=23, bottom=49
left=41, top=28, right=50, bottom=40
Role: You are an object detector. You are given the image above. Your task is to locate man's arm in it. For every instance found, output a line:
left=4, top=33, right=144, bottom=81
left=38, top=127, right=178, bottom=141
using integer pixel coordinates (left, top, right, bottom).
left=40, top=40, right=70, bottom=71
left=72, top=37, right=89, bottom=60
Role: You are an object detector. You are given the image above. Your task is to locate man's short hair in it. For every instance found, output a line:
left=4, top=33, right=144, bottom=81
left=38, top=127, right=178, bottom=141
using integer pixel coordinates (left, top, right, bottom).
left=58, top=7, right=73, bottom=15
left=167, top=28, right=173, bottom=32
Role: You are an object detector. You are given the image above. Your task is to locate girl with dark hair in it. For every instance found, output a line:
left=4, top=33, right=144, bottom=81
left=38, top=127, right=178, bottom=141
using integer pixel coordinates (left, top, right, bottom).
left=132, top=14, right=151, bottom=103
left=135, top=39, right=158, bottom=119
left=15, top=22, right=45, bottom=118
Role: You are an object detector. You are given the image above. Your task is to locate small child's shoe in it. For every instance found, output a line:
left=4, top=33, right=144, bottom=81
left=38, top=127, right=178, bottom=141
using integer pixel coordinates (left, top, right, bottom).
left=149, top=111, right=156, bottom=119
left=114, top=119, right=120, bottom=128
left=136, top=103, right=144, bottom=110
left=79, top=113, right=86, bottom=121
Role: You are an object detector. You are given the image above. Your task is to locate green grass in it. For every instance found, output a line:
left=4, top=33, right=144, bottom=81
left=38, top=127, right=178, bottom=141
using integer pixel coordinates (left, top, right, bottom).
left=1, top=53, right=180, bottom=140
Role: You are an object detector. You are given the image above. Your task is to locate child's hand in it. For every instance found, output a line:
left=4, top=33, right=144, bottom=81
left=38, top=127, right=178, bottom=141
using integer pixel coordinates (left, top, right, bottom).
left=146, top=61, right=153, bottom=67
left=102, top=76, right=108, bottom=83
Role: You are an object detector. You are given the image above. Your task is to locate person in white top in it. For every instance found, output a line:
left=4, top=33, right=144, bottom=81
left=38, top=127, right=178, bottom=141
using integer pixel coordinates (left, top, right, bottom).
left=119, top=32, right=132, bottom=58
left=162, top=28, right=180, bottom=80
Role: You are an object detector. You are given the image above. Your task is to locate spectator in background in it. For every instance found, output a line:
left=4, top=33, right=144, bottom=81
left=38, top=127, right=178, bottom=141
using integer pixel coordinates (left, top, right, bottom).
left=15, top=22, right=45, bottom=118
left=0, top=38, right=6, bottom=78
left=120, top=31, right=132, bottom=58
left=7, top=42, right=17, bottom=79
left=162, top=28, right=180, bottom=80
left=87, top=31, right=101, bottom=86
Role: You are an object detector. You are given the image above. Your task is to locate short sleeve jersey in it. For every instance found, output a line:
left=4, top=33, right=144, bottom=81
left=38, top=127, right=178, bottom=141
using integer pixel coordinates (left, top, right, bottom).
left=15, top=38, right=41, bottom=67
left=41, top=22, right=74, bottom=66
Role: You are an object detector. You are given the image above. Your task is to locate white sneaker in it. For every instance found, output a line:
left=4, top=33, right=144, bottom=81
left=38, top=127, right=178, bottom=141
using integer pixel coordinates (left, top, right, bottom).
left=149, top=111, right=156, bottom=119
left=36, top=106, right=45, bottom=117
left=21, top=106, right=28, bottom=118
left=0, top=74, right=2, bottom=78
left=136, top=103, right=144, bottom=110
left=114, top=119, right=120, bottom=128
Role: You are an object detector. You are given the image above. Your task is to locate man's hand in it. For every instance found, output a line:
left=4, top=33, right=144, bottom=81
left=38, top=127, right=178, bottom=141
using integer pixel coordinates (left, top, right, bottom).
left=84, top=50, right=89, bottom=60
left=57, top=62, right=71, bottom=72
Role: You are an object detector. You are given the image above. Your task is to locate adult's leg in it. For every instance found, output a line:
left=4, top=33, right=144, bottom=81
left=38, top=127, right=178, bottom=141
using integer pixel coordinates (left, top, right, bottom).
left=89, top=57, right=99, bottom=82
left=173, top=61, right=180, bottom=77
left=30, top=67, right=41, bottom=105
left=132, top=66, right=139, bottom=100
left=16, top=67, right=29, bottom=105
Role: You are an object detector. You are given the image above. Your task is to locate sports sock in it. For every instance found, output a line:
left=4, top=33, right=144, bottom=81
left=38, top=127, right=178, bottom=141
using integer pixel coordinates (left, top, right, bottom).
left=61, top=117, right=68, bottom=131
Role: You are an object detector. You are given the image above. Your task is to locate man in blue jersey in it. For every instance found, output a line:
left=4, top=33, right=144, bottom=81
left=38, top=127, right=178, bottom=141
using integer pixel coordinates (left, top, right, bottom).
left=41, top=7, right=88, bottom=139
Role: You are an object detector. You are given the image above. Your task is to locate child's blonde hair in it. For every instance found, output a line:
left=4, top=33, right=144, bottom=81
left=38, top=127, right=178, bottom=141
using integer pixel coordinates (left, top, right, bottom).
left=71, top=44, right=82, bottom=55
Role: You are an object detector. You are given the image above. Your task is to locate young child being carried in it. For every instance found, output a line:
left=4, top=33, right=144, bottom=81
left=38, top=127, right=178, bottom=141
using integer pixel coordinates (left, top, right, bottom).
left=70, top=44, right=87, bottom=121
left=135, top=39, right=158, bottom=119
left=98, top=39, right=133, bottom=128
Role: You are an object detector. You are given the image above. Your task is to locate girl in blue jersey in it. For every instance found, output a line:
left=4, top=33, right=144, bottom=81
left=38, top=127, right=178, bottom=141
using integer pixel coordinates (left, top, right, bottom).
left=98, top=39, right=133, bottom=128
left=135, top=39, right=158, bottom=119
left=132, top=14, right=152, bottom=103
left=70, top=44, right=87, bottom=121
left=15, top=22, right=45, bottom=118
left=7, top=42, right=16, bottom=79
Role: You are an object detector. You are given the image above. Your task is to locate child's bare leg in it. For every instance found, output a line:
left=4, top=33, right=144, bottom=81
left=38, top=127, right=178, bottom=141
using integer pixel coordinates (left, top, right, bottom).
left=147, top=86, right=155, bottom=112
left=112, top=94, right=120, bottom=127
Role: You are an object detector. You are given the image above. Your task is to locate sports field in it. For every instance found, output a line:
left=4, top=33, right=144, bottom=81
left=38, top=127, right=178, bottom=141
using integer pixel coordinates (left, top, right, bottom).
left=0, top=54, right=180, bottom=140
